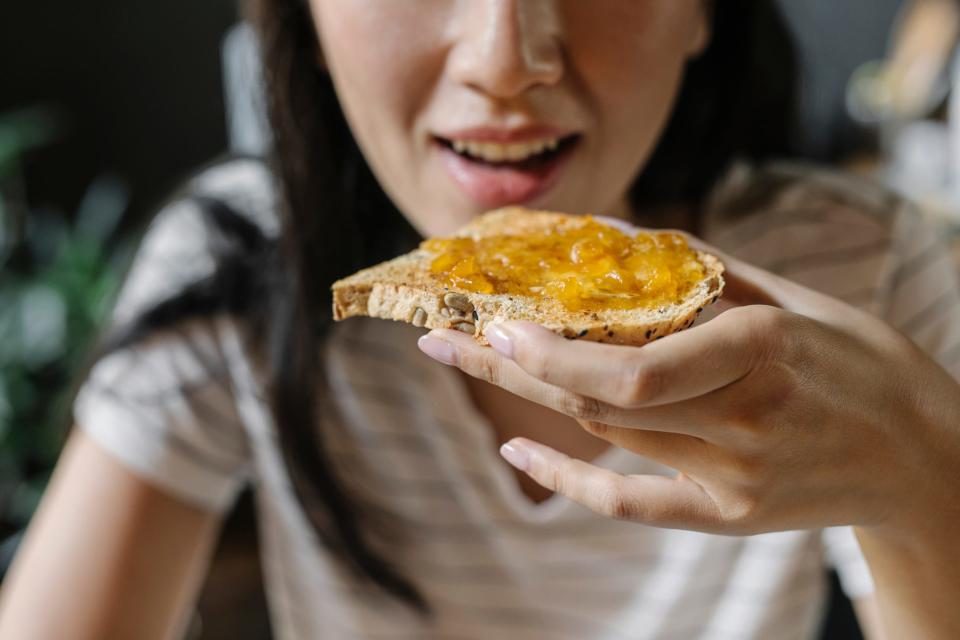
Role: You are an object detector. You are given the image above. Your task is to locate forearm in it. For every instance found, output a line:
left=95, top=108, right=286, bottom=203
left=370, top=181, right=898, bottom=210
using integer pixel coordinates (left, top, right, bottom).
left=856, top=522, right=960, bottom=638
left=0, top=432, right=220, bottom=640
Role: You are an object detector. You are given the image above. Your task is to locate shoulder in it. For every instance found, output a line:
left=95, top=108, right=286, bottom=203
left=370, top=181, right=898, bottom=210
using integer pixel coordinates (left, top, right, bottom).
left=158, top=155, right=279, bottom=240
left=703, top=162, right=937, bottom=309
left=702, top=160, right=930, bottom=260
left=111, top=157, right=279, bottom=327
left=705, top=161, right=909, bottom=228
left=179, top=155, right=280, bottom=238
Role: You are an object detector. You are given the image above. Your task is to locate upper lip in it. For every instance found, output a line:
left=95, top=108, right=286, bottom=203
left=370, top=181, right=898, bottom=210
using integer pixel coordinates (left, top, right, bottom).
left=433, top=125, right=577, bottom=143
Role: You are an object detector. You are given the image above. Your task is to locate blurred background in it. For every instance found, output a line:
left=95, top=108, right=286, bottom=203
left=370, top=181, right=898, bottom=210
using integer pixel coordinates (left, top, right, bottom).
left=2, top=0, right=959, bottom=638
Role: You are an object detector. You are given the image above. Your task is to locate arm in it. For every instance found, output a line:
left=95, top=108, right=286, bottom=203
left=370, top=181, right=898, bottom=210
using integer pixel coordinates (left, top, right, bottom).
left=855, top=511, right=960, bottom=638
left=0, top=429, right=222, bottom=640
left=418, top=240, right=960, bottom=636
left=855, top=596, right=889, bottom=640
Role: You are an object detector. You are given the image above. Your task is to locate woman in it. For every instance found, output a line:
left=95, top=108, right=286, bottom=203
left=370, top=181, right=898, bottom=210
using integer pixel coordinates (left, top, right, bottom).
left=1, top=1, right=958, bottom=638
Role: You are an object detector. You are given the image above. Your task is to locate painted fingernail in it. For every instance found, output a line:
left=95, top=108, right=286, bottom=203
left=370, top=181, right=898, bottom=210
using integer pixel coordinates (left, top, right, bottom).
left=417, top=333, right=458, bottom=366
left=499, top=441, right=530, bottom=472
left=484, top=323, right=515, bottom=359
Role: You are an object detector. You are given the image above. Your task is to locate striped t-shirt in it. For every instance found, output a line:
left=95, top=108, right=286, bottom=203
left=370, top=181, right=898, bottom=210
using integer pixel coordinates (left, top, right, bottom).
left=74, top=158, right=960, bottom=639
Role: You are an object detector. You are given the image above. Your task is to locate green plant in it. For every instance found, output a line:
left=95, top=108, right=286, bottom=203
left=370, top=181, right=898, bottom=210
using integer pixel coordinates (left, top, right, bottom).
left=0, top=107, right=134, bottom=535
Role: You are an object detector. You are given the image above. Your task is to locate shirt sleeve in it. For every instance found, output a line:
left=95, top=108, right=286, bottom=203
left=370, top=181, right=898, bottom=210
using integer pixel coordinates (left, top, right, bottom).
left=72, top=200, right=252, bottom=513
left=821, top=526, right=875, bottom=599
left=883, top=206, right=960, bottom=376
left=822, top=204, right=960, bottom=599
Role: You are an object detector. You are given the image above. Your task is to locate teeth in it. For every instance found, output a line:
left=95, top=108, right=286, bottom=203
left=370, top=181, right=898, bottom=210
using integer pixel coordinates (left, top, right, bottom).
left=449, top=137, right=563, bottom=162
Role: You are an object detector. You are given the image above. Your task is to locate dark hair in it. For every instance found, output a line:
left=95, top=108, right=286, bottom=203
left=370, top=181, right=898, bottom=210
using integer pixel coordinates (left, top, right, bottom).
left=99, top=0, right=797, bottom=610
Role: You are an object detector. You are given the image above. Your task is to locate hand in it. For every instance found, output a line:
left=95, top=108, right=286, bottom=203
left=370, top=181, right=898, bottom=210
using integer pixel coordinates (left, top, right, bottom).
left=417, top=233, right=960, bottom=539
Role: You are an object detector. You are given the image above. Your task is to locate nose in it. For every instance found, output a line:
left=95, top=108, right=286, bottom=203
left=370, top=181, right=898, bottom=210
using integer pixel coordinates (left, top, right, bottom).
left=447, top=0, right=564, bottom=99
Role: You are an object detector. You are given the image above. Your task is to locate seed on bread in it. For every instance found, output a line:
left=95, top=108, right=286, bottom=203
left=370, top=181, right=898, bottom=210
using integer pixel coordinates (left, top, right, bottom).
left=454, top=322, right=476, bottom=335
left=411, top=307, right=427, bottom=327
left=441, top=307, right=467, bottom=320
left=444, top=292, right=474, bottom=314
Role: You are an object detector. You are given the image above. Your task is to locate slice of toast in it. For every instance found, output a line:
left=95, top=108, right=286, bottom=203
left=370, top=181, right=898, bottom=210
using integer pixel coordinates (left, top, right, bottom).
left=332, top=207, right=724, bottom=346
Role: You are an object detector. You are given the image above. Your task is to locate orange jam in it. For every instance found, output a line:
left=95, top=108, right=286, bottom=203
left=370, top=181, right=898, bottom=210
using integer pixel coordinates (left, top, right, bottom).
left=421, top=216, right=707, bottom=311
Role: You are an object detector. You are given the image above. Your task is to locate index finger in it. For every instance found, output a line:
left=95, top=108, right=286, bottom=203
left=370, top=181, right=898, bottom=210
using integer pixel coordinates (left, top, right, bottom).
left=484, top=307, right=763, bottom=410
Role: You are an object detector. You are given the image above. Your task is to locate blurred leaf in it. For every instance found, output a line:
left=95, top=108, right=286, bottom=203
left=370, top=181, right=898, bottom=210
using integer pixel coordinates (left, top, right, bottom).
left=25, top=207, right=68, bottom=266
left=0, top=106, right=66, bottom=178
left=0, top=106, right=131, bottom=532
left=16, top=284, right=68, bottom=368
left=0, top=199, right=12, bottom=268
left=0, top=376, right=10, bottom=441
left=75, top=174, right=129, bottom=244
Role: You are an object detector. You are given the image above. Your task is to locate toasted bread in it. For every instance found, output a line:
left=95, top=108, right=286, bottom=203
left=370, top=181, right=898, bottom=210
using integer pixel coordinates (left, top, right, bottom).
left=332, top=208, right=724, bottom=346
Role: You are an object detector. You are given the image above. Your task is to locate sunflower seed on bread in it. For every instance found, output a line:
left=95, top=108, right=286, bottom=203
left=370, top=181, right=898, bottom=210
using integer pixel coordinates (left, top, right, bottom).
left=331, top=207, right=725, bottom=346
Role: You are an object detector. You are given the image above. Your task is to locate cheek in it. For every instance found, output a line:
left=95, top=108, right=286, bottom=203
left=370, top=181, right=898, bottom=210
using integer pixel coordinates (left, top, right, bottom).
left=563, top=3, right=697, bottom=201
left=312, top=2, right=446, bottom=181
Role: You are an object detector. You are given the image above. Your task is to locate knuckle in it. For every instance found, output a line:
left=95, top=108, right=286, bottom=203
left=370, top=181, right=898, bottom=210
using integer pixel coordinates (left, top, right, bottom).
left=715, top=390, right=762, bottom=435
left=559, top=393, right=605, bottom=421
left=746, top=307, right=803, bottom=358
left=601, top=482, right=638, bottom=521
left=462, top=350, right=502, bottom=385
left=718, top=489, right=766, bottom=532
left=477, top=357, right=503, bottom=386
left=724, top=371, right=798, bottom=449
left=519, top=346, right=555, bottom=384
left=581, top=420, right=611, bottom=438
left=723, top=403, right=766, bottom=448
left=751, top=304, right=788, bottom=330
left=618, top=362, right=663, bottom=407
left=723, top=453, right=770, bottom=487
left=550, top=458, right=576, bottom=495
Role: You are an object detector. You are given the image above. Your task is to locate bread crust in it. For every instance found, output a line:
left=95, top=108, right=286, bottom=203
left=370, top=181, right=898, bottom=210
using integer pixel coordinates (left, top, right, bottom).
left=332, top=208, right=725, bottom=346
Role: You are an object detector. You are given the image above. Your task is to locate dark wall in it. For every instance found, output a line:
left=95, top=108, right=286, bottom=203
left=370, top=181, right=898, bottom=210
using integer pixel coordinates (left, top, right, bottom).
left=778, top=0, right=906, bottom=159
left=0, top=0, right=238, bottom=225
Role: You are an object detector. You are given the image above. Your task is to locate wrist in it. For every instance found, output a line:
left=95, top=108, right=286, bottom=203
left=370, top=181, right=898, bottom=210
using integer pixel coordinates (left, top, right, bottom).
left=870, top=377, right=960, bottom=547
left=856, top=457, right=960, bottom=555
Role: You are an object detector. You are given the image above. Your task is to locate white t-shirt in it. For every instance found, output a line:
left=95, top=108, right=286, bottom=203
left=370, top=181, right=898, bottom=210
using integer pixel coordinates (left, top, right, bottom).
left=74, top=158, right=960, bottom=639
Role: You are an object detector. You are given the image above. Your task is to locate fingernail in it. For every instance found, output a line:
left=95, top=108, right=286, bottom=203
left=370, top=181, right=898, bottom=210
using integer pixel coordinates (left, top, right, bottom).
left=499, top=441, right=530, bottom=472
left=484, top=323, right=515, bottom=359
left=417, top=333, right=458, bottom=366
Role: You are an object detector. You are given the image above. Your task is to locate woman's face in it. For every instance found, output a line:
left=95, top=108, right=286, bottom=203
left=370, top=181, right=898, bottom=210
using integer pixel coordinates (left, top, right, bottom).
left=309, top=0, right=709, bottom=236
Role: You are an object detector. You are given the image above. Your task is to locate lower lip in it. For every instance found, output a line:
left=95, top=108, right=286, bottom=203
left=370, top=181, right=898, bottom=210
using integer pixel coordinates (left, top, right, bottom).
left=437, top=140, right=576, bottom=208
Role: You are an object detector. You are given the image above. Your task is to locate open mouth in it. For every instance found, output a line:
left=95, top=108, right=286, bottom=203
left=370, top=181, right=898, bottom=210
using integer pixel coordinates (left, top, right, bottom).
left=432, top=132, right=582, bottom=207
left=433, top=133, right=581, bottom=170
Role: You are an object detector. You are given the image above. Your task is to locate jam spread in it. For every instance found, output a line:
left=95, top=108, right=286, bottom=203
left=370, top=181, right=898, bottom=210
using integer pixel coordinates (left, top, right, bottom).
left=421, top=216, right=707, bottom=311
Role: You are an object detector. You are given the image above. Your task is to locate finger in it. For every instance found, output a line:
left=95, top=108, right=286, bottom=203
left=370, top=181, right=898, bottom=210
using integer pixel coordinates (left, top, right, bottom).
left=483, top=312, right=758, bottom=409
left=577, top=420, right=717, bottom=474
left=500, top=438, right=722, bottom=530
left=422, top=329, right=721, bottom=439
left=420, top=329, right=642, bottom=426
